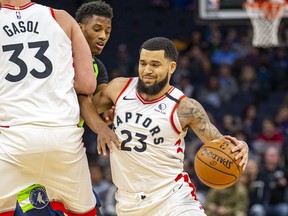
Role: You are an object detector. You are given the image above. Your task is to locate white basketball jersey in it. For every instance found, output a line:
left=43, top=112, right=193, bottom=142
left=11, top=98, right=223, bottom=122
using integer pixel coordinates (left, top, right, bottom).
left=0, top=3, right=79, bottom=126
left=111, top=77, right=187, bottom=193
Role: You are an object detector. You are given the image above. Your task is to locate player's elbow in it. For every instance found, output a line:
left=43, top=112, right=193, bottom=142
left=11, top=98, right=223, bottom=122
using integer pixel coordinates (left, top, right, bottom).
left=75, top=79, right=96, bottom=95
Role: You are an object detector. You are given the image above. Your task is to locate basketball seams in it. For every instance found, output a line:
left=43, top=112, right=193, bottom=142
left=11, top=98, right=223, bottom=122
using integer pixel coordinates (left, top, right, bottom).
left=197, top=173, right=237, bottom=188
left=195, top=153, right=238, bottom=178
left=200, top=145, right=242, bottom=173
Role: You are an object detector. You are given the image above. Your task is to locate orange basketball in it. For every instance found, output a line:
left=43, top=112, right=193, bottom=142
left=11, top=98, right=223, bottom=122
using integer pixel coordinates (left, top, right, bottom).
left=194, top=138, right=243, bottom=189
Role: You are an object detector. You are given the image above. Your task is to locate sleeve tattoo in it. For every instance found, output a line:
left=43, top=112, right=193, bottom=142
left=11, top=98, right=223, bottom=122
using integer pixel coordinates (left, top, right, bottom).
left=177, top=98, right=222, bottom=143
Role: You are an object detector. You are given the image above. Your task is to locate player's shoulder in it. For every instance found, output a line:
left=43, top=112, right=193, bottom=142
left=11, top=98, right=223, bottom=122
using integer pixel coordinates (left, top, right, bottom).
left=178, top=97, right=202, bottom=110
left=109, top=77, right=131, bottom=88
left=101, top=77, right=130, bottom=101
left=177, top=97, right=207, bottom=118
left=53, top=8, right=71, bottom=18
left=53, top=8, right=76, bottom=27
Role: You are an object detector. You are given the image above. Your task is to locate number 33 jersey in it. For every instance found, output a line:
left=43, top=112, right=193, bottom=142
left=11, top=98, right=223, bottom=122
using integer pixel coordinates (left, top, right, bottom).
left=0, top=3, right=79, bottom=126
left=111, top=77, right=187, bottom=193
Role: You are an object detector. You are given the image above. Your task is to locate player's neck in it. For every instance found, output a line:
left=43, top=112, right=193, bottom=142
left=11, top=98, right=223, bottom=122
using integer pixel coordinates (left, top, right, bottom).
left=139, top=85, right=171, bottom=101
left=2, top=0, right=30, bottom=7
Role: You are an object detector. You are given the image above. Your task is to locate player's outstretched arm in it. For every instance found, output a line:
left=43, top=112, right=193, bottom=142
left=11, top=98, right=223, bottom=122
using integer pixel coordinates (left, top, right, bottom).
left=92, top=77, right=129, bottom=113
left=178, top=97, right=249, bottom=170
left=92, top=77, right=130, bottom=155
left=78, top=95, right=120, bottom=156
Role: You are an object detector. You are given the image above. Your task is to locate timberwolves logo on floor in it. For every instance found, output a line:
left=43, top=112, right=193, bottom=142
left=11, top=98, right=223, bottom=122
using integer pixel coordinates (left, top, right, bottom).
left=29, top=186, right=49, bottom=209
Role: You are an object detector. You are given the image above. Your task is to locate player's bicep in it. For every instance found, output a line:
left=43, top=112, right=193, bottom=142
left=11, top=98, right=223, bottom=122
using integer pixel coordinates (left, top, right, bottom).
left=93, top=77, right=131, bottom=113
left=54, top=9, right=95, bottom=95
left=178, top=98, right=222, bottom=143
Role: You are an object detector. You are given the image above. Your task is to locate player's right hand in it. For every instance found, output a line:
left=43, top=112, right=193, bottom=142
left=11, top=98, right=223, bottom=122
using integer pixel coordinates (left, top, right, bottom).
left=97, top=123, right=120, bottom=156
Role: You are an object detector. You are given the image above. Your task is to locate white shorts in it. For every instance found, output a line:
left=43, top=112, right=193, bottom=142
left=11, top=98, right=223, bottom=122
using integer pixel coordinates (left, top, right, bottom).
left=0, top=125, right=96, bottom=214
left=115, top=173, right=207, bottom=216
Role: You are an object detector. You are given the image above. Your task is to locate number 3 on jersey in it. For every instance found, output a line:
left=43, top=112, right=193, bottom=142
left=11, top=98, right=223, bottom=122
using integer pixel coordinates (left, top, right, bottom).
left=2, top=41, right=52, bottom=82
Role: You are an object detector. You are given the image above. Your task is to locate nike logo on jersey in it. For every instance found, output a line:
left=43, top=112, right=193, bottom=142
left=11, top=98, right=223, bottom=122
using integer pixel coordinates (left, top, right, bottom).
left=123, top=96, right=136, bottom=100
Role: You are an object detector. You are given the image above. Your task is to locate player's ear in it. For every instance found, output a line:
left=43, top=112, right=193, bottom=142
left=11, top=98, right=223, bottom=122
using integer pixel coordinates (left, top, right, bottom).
left=78, top=23, right=83, bottom=30
left=169, top=61, right=177, bottom=75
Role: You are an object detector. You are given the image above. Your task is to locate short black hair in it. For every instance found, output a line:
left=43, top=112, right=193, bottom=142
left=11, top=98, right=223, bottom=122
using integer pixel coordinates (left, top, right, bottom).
left=140, top=37, right=178, bottom=62
left=75, top=0, right=113, bottom=23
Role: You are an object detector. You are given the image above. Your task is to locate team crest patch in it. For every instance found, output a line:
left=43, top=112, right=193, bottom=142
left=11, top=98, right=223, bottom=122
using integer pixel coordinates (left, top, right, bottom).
left=154, top=103, right=167, bottom=114
left=29, top=186, right=49, bottom=209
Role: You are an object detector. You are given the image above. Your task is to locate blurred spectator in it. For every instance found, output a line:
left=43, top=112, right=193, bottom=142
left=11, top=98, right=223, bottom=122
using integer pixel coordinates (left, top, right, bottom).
left=238, top=47, right=261, bottom=69
left=205, top=181, right=249, bottom=216
left=205, top=25, right=222, bottom=53
left=252, top=118, right=285, bottom=155
left=275, top=106, right=288, bottom=166
left=187, top=29, right=208, bottom=50
left=249, top=147, right=288, bottom=216
left=90, top=162, right=114, bottom=215
left=241, top=104, right=260, bottom=142
left=186, top=45, right=212, bottom=86
left=175, top=75, right=195, bottom=98
left=171, top=55, right=192, bottom=85
left=233, top=32, right=252, bottom=60
left=225, top=27, right=239, bottom=46
left=211, top=41, right=238, bottom=66
left=275, top=106, right=288, bottom=140
left=270, top=47, right=288, bottom=91
left=234, top=130, right=250, bottom=148
left=217, top=64, right=239, bottom=103
left=246, top=157, right=260, bottom=185
left=238, top=65, right=263, bottom=104
left=244, top=158, right=261, bottom=215
left=256, top=52, right=273, bottom=95
left=195, top=75, right=222, bottom=108
left=103, top=184, right=117, bottom=216
left=221, top=114, right=242, bottom=135
left=110, top=44, right=135, bottom=77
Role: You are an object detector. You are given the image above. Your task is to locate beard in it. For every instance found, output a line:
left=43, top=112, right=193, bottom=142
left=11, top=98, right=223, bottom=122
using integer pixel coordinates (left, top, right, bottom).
left=137, top=73, right=169, bottom=95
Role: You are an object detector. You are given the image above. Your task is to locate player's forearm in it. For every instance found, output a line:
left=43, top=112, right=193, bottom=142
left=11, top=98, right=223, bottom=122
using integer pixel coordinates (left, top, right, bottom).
left=78, top=94, right=106, bottom=134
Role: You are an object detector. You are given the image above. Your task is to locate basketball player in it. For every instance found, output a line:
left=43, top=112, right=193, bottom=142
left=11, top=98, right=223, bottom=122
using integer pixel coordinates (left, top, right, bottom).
left=75, top=0, right=119, bottom=153
left=0, top=0, right=97, bottom=215
left=92, top=37, right=249, bottom=216
left=14, top=1, right=119, bottom=215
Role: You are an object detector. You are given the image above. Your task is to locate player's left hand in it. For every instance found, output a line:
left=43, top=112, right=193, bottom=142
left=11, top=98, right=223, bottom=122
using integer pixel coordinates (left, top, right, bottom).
left=103, top=106, right=115, bottom=125
left=224, top=135, right=249, bottom=170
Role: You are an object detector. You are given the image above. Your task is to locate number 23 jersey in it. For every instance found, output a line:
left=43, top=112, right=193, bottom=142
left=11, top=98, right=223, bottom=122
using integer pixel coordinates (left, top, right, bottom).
left=111, top=77, right=187, bottom=193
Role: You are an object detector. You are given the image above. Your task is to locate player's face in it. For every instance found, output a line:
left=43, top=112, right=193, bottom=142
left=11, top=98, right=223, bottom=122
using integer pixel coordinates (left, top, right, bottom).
left=80, top=15, right=112, bottom=55
left=137, top=49, right=176, bottom=95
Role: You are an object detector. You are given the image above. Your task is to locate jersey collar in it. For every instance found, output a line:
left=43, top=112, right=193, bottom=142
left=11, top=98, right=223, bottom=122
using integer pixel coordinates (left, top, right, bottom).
left=2, top=2, right=35, bottom=10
